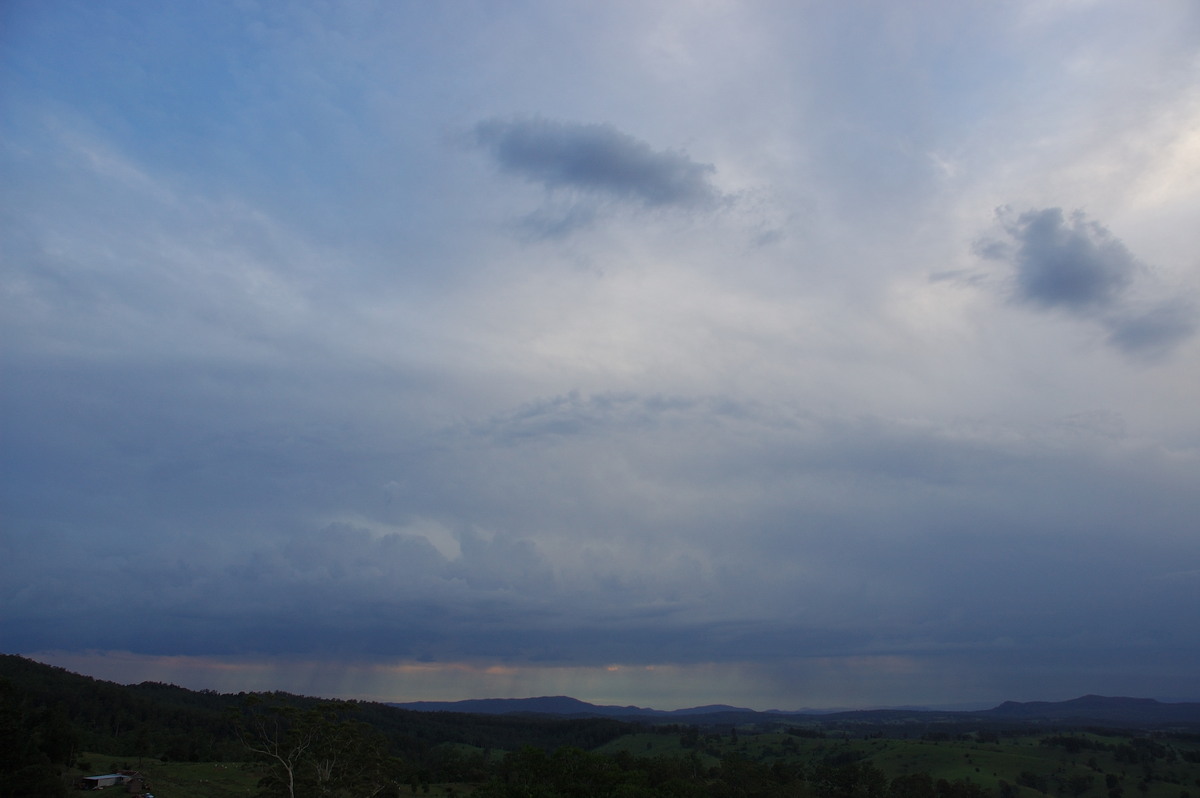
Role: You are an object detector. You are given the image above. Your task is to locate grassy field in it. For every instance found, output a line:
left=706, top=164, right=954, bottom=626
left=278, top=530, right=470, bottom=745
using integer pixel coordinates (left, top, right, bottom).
left=597, top=730, right=1200, bottom=798
left=68, top=753, right=482, bottom=798
left=67, top=731, right=1200, bottom=798
left=70, top=754, right=263, bottom=798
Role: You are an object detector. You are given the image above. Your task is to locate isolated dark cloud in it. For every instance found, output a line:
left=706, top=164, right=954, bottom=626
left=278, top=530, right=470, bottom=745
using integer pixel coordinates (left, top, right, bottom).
left=977, top=207, right=1196, bottom=356
left=474, top=117, right=721, bottom=208
left=1004, top=207, right=1135, bottom=309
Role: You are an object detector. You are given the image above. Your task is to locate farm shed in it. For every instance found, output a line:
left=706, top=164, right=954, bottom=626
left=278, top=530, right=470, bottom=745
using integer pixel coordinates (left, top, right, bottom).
left=80, top=773, right=129, bottom=789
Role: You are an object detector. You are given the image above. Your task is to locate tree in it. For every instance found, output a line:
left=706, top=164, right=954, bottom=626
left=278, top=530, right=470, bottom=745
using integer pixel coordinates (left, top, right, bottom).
left=234, top=696, right=398, bottom=798
left=891, top=772, right=935, bottom=798
left=1067, top=774, right=1095, bottom=797
left=235, top=697, right=322, bottom=798
left=0, top=679, right=69, bottom=798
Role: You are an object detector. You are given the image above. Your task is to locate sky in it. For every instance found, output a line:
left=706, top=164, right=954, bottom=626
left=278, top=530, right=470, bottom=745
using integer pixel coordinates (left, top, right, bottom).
left=2, top=1, right=1199, bottom=712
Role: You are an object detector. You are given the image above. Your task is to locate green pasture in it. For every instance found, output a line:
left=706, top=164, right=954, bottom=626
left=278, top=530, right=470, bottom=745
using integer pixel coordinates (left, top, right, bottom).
left=70, top=753, right=483, bottom=798
left=598, top=730, right=1200, bottom=798
left=67, top=730, right=1200, bottom=798
left=70, top=753, right=263, bottom=798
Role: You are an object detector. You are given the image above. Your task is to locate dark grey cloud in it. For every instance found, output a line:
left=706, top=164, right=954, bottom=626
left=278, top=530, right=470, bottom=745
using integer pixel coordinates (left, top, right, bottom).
left=1106, top=298, right=1197, bottom=358
left=1004, top=207, right=1135, bottom=309
left=11, top=387, right=1196, bottom=670
left=474, top=116, right=721, bottom=209
left=977, top=207, right=1196, bottom=357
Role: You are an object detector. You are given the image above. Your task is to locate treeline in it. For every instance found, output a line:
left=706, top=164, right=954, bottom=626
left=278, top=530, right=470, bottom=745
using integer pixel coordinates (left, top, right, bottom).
left=0, top=654, right=246, bottom=762
left=230, top=700, right=999, bottom=798
left=0, top=677, right=73, bottom=797
left=0, top=655, right=635, bottom=767
left=7, top=654, right=1200, bottom=798
left=474, top=746, right=993, bottom=798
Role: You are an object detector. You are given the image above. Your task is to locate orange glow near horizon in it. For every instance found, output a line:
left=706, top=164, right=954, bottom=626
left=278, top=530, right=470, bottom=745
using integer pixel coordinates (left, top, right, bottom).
left=23, top=650, right=751, bottom=707
left=22, top=650, right=941, bottom=710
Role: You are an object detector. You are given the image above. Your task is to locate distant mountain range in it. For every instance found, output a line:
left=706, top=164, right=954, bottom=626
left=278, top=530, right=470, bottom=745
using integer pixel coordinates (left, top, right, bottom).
left=983, top=694, right=1200, bottom=724
left=390, top=695, right=754, bottom=718
left=389, top=694, right=1200, bottom=728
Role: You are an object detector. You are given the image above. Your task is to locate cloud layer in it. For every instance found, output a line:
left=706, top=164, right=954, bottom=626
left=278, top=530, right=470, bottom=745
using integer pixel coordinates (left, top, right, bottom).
left=3, top=1, right=1199, bottom=708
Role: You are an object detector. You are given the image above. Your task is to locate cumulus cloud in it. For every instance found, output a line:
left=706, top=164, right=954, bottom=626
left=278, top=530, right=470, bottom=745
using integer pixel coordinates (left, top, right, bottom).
left=977, top=207, right=1196, bottom=356
left=1003, top=207, right=1135, bottom=309
left=474, top=117, right=722, bottom=209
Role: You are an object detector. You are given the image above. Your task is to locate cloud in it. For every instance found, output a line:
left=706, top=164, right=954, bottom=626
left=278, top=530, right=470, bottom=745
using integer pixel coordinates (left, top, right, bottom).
left=977, top=207, right=1196, bottom=357
left=1004, top=207, right=1135, bottom=310
left=474, top=116, right=722, bottom=209
left=5, top=1, right=1200, bottom=709
left=1106, top=298, right=1197, bottom=358
left=6, top=385, right=1196, bottom=676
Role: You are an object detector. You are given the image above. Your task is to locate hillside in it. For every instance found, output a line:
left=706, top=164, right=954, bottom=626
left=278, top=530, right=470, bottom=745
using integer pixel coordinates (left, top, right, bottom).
left=392, top=692, right=1200, bottom=729
left=0, top=654, right=635, bottom=762
left=982, top=695, right=1200, bottom=725
left=6, top=653, right=1200, bottom=798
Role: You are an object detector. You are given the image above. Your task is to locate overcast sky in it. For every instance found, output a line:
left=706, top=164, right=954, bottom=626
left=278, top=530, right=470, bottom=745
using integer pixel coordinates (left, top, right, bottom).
left=3, top=1, right=1199, bottom=711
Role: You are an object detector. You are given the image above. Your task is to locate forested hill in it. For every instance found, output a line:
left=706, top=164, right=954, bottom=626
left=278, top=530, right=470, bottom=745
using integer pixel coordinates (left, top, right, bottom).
left=0, top=652, right=244, bottom=761
left=393, top=693, right=1200, bottom=729
left=5, top=650, right=1200, bottom=771
left=7, top=654, right=1200, bottom=798
left=982, top=695, right=1200, bottom=725
left=0, top=653, right=635, bottom=764
left=393, top=695, right=667, bottom=717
